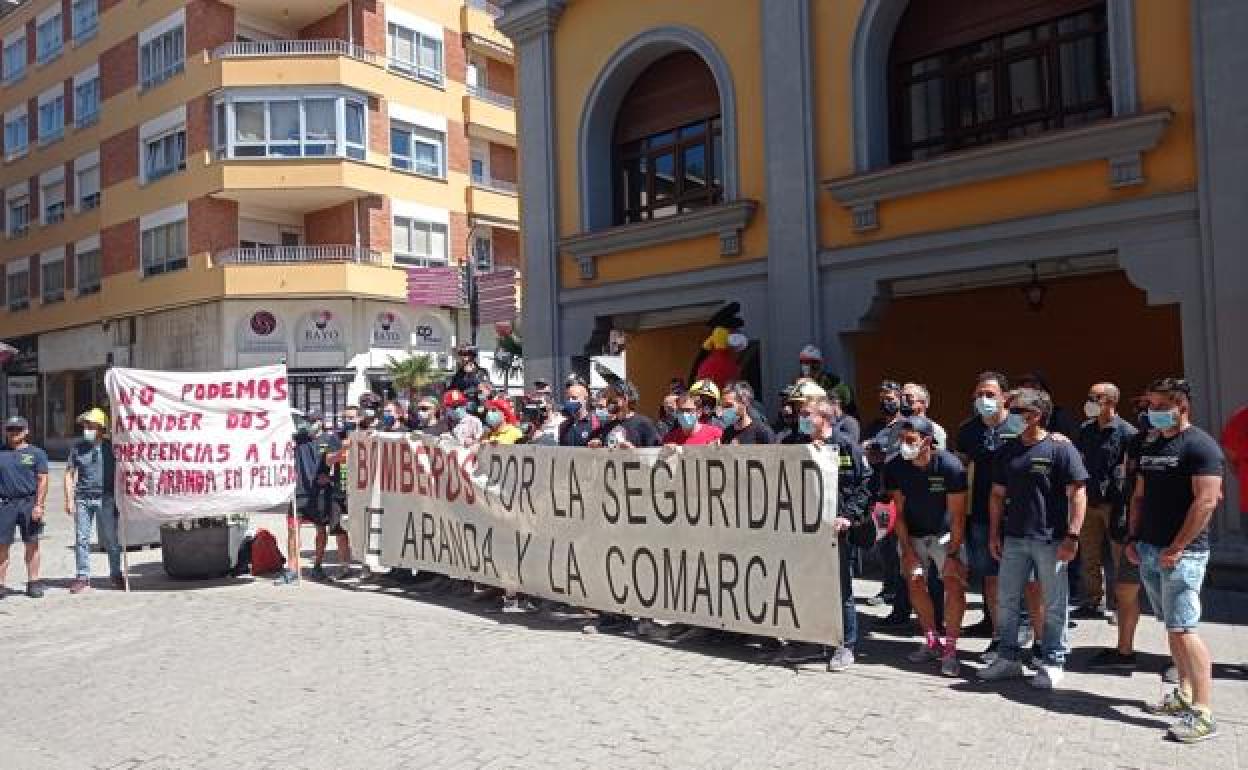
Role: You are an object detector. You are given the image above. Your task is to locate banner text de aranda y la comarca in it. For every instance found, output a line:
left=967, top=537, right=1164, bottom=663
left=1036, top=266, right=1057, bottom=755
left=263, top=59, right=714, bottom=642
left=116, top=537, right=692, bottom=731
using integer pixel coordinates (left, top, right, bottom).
left=106, top=365, right=297, bottom=522
left=350, top=434, right=844, bottom=645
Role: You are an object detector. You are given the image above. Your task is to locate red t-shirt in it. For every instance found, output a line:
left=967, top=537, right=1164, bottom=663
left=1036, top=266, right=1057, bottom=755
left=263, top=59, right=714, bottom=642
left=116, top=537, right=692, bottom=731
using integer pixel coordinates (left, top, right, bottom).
left=663, top=423, right=723, bottom=446
left=1221, top=406, right=1248, bottom=511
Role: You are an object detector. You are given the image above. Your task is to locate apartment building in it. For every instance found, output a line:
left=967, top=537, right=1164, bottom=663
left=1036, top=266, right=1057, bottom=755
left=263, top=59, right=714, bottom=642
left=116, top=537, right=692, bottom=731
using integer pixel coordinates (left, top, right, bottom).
left=0, top=0, right=521, bottom=456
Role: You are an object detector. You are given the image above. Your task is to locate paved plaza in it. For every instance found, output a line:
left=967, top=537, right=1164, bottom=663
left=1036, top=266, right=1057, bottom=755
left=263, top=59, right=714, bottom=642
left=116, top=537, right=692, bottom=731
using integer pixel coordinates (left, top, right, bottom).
left=3, top=467, right=1248, bottom=769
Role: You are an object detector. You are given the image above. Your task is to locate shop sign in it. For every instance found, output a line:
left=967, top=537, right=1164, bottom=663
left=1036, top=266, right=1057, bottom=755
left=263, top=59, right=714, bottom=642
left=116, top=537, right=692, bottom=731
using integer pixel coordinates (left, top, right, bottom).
left=371, top=311, right=408, bottom=350
left=237, top=310, right=289, bottom=355
left=6, top=375, right=37, bottom=396
left=411, top=316, right=450, bottom=355
left=295, top=309, right=346, bottom=353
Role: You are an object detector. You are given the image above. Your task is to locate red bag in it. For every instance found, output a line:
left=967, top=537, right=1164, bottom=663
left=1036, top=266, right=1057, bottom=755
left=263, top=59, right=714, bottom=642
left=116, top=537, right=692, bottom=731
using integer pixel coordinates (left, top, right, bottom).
left=250, top=528, right=286, bottom=575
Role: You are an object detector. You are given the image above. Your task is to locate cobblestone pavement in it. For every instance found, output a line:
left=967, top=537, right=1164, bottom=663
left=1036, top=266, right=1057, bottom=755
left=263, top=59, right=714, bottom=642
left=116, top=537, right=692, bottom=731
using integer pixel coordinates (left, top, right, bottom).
left=3, top=467, right=1248, bottom=769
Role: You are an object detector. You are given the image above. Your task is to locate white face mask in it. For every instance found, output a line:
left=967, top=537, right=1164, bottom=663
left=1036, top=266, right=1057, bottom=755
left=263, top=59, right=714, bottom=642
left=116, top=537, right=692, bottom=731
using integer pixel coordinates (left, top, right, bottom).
left=975, top=396, right=999, bottom=417
left=83, top=428, right=98, bottom=442
left=899, top=442, right=921, bottom=461
left=1084, top=400, right=1102, bottom=419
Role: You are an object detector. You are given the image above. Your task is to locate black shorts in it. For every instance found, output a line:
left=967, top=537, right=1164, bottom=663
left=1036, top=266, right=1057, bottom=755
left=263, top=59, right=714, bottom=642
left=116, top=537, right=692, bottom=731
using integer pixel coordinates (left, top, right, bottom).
left=294, top=494, right=346, bottom=536
left=0, top=498, right=43, bottom=546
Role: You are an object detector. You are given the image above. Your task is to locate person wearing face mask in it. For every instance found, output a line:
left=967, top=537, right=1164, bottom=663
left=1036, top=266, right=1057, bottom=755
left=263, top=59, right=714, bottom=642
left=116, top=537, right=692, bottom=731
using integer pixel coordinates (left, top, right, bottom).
left=721, top=382, right=774, bottom=445
left=826, top=393, right=860, bottom=445
left=65, top=408, right=120, bottom=593
left=777, top=395, right=870, bottom=672
left=953, top=371, right=1023, bottom=650
left=796, top=345, right=856, bottom=417
left=482, top=397, right=523, bottom=445
left=662, top=394, right=723, bottom=446
left=442, top=389, right=484, bottom=447
left=0, top=416, right=49, bottom=599
left=408, top=397, right=447, bottom=436
left=379, top=401, right=407, bottom=433
left=655, top=392, right=680, bottom=438
left=884, top=416, right=969, bottom=677
left=900, top=383, right=946, bottom=449
left=863, top=380, right=905, bottom=455
left=448, top=344, right=483, bottom=394
left=687, top=379, right=723, bottom=427
left=979, top=389, right=1089, bottom=690
left=589, top=381, right=661, bottom=449
left=1125, top=378, right=1225, bottom=743
left=558, top=384, right=597, bottom=447
left=861, top=380, right=909, bottom=626
left=289, top=409, right=345, bottom=582
left=1072, top=382, right=1138, bottom=623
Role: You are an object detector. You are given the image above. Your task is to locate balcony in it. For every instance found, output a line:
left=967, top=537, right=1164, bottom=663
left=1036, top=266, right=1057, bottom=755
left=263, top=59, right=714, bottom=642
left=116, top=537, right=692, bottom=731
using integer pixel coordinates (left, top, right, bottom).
left=211, top=156, right=393, bottom=211
left=213, top=39, right=380, bottom=66
left=463, top=93, right=515, bottom=146
left=467, top=182, right=518, bottom=223
left=467, top=83, right=514, bottom=110
left=462, top=0, right=511, bottom=54
left=214, top=245, right=382, bottom=266
left=211, top=39, right=389, bottom=96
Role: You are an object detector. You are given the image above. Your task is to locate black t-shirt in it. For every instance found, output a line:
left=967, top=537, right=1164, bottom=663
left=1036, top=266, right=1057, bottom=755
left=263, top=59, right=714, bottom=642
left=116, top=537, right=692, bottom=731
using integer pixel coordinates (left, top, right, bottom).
left=1075, top=415, right=1138, bottom=506
left=722, top=420, right=775, bottom=445
left=295, top=432, right=339, bottom=497
left=593, top=414, right=662, bottom=448
left=1137, top=426, right=1224, bottom=551
left=559, top=415, right=597, bottom=447
left=884, top=449, right=968, bottom=537
left=956, top=416, right=1022, bottom=522
left=992, top=436, right=1089, bottom=541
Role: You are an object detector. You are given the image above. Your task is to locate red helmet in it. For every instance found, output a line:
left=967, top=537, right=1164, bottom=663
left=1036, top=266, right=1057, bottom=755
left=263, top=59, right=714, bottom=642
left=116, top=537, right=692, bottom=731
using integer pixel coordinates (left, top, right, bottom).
left=485, top=397, right=517, bottom=425
left=442, top=389, right=468, bottom=408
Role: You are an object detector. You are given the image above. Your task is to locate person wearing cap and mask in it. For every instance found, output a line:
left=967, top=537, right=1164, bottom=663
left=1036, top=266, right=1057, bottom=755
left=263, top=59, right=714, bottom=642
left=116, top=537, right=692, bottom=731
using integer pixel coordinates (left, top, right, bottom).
left=0, top=416, right=49, bottom=599
left=448, top=345, right=483, bottom=394
left=687, top=379, right=722, bottom=427
left=662, top=393, right=723, bottom=446
left=65, top=408, right=121, bottom=593
left=442, top=389, right=484, bottom=447
left=796, top=345, right=856, bottom=416
left=482, top=398, right=524, bottom=445
left=863, top=380, right=906, bottom=457
left=288, top=410, right=346, bottom=582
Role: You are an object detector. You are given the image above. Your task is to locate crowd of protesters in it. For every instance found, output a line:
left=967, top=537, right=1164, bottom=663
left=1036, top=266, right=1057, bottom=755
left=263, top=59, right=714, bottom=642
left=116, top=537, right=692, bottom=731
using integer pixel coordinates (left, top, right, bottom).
left=0, top=341, right=1237, bottom=744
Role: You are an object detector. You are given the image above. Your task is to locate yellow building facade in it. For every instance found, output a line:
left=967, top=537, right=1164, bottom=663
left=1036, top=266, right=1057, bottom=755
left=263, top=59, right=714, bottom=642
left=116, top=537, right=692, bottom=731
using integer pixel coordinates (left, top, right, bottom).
left=498, top=0, right=1248, bottom=557
left=0, top=0, right=520, bottom=455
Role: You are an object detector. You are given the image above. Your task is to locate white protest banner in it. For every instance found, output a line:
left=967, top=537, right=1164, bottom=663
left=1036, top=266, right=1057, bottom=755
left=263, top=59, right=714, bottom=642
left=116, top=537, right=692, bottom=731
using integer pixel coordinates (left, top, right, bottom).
left=106, top=365, right=296, bottom=522
left=350, top=434, right=844, bottom=645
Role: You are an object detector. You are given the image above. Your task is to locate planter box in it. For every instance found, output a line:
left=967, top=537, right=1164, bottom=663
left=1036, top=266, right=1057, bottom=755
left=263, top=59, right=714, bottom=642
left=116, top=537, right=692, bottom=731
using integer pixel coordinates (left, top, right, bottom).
left=160, top=522, right=246, bottom=580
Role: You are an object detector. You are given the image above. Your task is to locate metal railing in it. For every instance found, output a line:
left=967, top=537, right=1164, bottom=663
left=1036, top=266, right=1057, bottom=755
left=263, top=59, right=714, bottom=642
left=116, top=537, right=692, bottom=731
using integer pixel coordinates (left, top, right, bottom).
left=215, top=245, right=384, bottom=266
left=472, top=176, right=518, bottom=194
left=213, top=39, right=381, bottom=66
left=467, top=0, right=504, bottom=18
left=467, top=83, right=515, bottom=109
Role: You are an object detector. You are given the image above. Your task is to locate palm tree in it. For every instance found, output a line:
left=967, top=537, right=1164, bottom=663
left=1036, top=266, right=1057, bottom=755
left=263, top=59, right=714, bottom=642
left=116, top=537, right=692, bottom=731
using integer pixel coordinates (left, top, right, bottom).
left=387, top=353, right=440, bottom=400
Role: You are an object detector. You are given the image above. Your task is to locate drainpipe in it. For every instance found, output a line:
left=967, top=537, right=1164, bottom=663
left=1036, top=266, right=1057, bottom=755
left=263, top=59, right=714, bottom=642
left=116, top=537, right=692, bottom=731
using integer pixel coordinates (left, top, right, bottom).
left=347, top=0, right=354, bottom=46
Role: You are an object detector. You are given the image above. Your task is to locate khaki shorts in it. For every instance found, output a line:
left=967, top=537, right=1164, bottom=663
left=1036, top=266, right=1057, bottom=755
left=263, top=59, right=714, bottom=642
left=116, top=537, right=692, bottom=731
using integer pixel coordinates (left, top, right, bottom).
left=902, top=534, right=968, bottom=583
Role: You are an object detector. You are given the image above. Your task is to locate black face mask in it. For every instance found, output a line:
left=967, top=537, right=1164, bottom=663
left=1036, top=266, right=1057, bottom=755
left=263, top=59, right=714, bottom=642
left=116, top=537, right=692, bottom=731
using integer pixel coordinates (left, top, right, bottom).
left=880, top=400, right=900, bottom=417
left=899, top=403, right=916, bottom=418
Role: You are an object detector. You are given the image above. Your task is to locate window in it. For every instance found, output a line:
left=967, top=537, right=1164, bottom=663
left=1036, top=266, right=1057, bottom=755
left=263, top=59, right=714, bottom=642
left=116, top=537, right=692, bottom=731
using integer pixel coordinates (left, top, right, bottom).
left=215, top=93, right=368, bottom=160
left=72, top=0, right=99, bottom=42
left=387, top=23, right=443, bottom=85
left=6, top=269, right=30, bottom=311
left=76, top=162, right=100, bottom=210
left=392, top=216, right=448, bottom=267
left=41, top=180, right=65, bottom=225
left=612, top=51, right=724, bottom=224
left=76, top=247, right=101, bottom=294
left=74, top=78, right=100, bottom=128
left=144, top=129, right=186, bottom=182
left=2, top=38, right=24, bottom=83
left=140, top=25, right=185, bottom=89
left=473, top=230, right=493, bottom=272
left=36, top=14, right=63, bottom=64
left=890, top=4, right=1111, bottom=162
left=38, top=96, right=64, bottom=144
left=41, top=256, right=64, bottom=304
left=7, top=195, right=30, bottom=237
left=470, top=140, right=488, bottom=185
left=141, top=220, right=188, bottom=276
left=390, top=123, right=445, bottom=177
left=4, top=114, right=28, bottom=159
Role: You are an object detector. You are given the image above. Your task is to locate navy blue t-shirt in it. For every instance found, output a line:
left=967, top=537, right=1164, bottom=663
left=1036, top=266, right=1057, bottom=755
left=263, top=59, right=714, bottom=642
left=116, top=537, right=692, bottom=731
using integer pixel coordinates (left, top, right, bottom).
left=884, top=449, right=968, bottom=537
left=992, top=436, right=1089, bottom=541
left=1137, top=426, right=1224, bottom=551
left=956, top=415, right=1022, bottom=522
left=0, top=444, right=49, bottom=498
left=1075, top=415, right=1138, bottom=506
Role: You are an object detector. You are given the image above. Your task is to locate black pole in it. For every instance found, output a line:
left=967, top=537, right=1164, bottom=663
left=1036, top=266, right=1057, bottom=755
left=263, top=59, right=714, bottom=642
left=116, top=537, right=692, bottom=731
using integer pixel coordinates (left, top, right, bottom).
left=464, top=231, right=480, bottom=347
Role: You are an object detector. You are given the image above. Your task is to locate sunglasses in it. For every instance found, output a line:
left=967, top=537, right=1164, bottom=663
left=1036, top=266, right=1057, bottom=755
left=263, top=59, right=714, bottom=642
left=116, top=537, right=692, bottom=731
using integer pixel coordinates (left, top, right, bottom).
left=1008, top=408, right=1038, bottom=416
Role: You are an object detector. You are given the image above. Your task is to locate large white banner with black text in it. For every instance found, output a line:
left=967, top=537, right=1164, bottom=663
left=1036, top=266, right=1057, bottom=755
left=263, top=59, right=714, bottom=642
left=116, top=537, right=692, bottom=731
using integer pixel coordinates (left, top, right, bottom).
left=349, top=434, right=843, bottom=644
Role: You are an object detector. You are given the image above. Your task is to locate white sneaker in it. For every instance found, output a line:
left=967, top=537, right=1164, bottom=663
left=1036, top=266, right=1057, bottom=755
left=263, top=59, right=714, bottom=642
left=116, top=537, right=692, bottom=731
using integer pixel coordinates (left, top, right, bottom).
left=826, top=647, right=855, bottom=672
left=907, top=640, right=940, bottom=663
left=635, top=619, right=661, bottom=638
left=977, top=658, right=1025, bottom=681
left=1030, top=664, right=1064, bottom=690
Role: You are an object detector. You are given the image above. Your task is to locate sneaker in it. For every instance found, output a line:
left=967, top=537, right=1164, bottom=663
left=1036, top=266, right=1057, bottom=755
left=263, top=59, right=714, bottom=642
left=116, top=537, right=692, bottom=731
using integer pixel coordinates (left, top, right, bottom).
left=866, top=593, right=890, bottom=607
left=1144, top=688, right=1192, bottom=717
left=981, top=638, right=1001, bottom=664
left=1086, top=649, right=1137, bottom=669
left=908, top=640, right=941, bottom=663
left=961, top=618, right=995, bottom=639
left=309, top=565, right=328, bottom=581
left=110, top=574, right=126, bottom=589
left=25, top=581, right=45, bottom=599
left=1030, top=664, right=1064, bottom=690
left=1168, top=709, right=1218, bottom=744
left=1161, top=662, right=1180, bottom=684
left=940, top=644, right=960, bottom=677
left=500, top=596, right=531, bottom=614
left=826, top=647, right=855, bottom=672
left=635, top=619, right=661, bottom=638
left=977, top=658, right=1025, bottom=681
left=273, top=569, right=299, bottom=586
left=334, top=565, right=355, bottom=581
left=69, top=578, right=91, bottom=594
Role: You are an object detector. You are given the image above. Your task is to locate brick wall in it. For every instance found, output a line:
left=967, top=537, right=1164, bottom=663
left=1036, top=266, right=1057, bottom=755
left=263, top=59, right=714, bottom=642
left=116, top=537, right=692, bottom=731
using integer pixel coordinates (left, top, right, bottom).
left=489, top=143, right=516, bottom=183
left=449, top=212, right=468, bottom=265
left=101, top=218, right=138, bottom=275
left=101, top=126, right=138, bottom=187
left=186, top=0, right=235, bottom=56
left=447, top=119, right=469, bottom=174
left=100, top=36, right=137, bottom=100
left=368, top=96, right=388, bottom=155
left=300, top=6, right=348, bottom=40
left=305, top=201, right=356, bottom=246
left=353, top=0, right=386, bottom=52
left=189, top=196, right=237, bottom=255
left=186, top=94, right=213, bottom=155
left=492, top=228, right=519, bottom=268
left=359, top=194, right=390, bottom=253
left=485, top=58, right=515, bottom=98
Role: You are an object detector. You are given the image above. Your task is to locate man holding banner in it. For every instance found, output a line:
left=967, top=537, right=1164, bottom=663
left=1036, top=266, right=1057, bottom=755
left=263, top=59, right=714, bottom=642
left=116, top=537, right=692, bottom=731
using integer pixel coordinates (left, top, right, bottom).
left=65, top=408, right=122, bottom=593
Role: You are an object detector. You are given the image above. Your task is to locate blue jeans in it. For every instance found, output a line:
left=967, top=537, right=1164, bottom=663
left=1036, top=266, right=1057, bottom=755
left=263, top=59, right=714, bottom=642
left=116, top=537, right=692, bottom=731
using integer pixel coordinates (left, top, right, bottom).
left=840, top=536, right=857, bottom=649
left=75, top=496, right=121, bottom=579
left=1137, top=543, right=1209, bottom=631
left=996, top=537, right=1069, bottom=666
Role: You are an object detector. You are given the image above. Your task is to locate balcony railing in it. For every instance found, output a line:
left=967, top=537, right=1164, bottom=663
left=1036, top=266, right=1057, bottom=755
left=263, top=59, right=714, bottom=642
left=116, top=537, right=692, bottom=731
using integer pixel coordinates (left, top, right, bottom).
left=472, top=176, right=518, bottom=194
left=215, top=245, right=384, bottom=266
left=467, top=0, right=504, bottom=18
left=467, top=83, right=514, bottom=110
left=213, top=39, right=381, bottom=66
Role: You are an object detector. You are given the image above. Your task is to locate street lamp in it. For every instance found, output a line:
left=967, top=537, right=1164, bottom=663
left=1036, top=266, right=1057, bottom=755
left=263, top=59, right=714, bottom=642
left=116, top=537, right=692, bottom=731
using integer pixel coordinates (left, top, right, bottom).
left=464, top=222, right=484, bottom=346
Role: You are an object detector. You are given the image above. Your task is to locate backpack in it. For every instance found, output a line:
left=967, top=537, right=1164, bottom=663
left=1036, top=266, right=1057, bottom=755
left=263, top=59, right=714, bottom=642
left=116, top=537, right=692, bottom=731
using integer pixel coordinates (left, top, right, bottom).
left=250, top=528, right=286, bottom=575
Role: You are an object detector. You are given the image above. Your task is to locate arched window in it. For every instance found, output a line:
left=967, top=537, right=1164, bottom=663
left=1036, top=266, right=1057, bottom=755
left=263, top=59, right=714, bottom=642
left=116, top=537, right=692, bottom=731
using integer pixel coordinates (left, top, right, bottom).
left=890, top=0, right=1111, bottom=162
left=613, top=52, right=723, bottom=225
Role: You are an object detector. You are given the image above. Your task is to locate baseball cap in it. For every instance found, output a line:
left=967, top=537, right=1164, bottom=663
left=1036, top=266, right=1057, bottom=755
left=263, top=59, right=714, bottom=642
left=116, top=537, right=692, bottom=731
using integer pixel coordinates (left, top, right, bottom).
left=896, top=416, right=935, bottom=438
left=4, top=415, right=29, bottom=430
